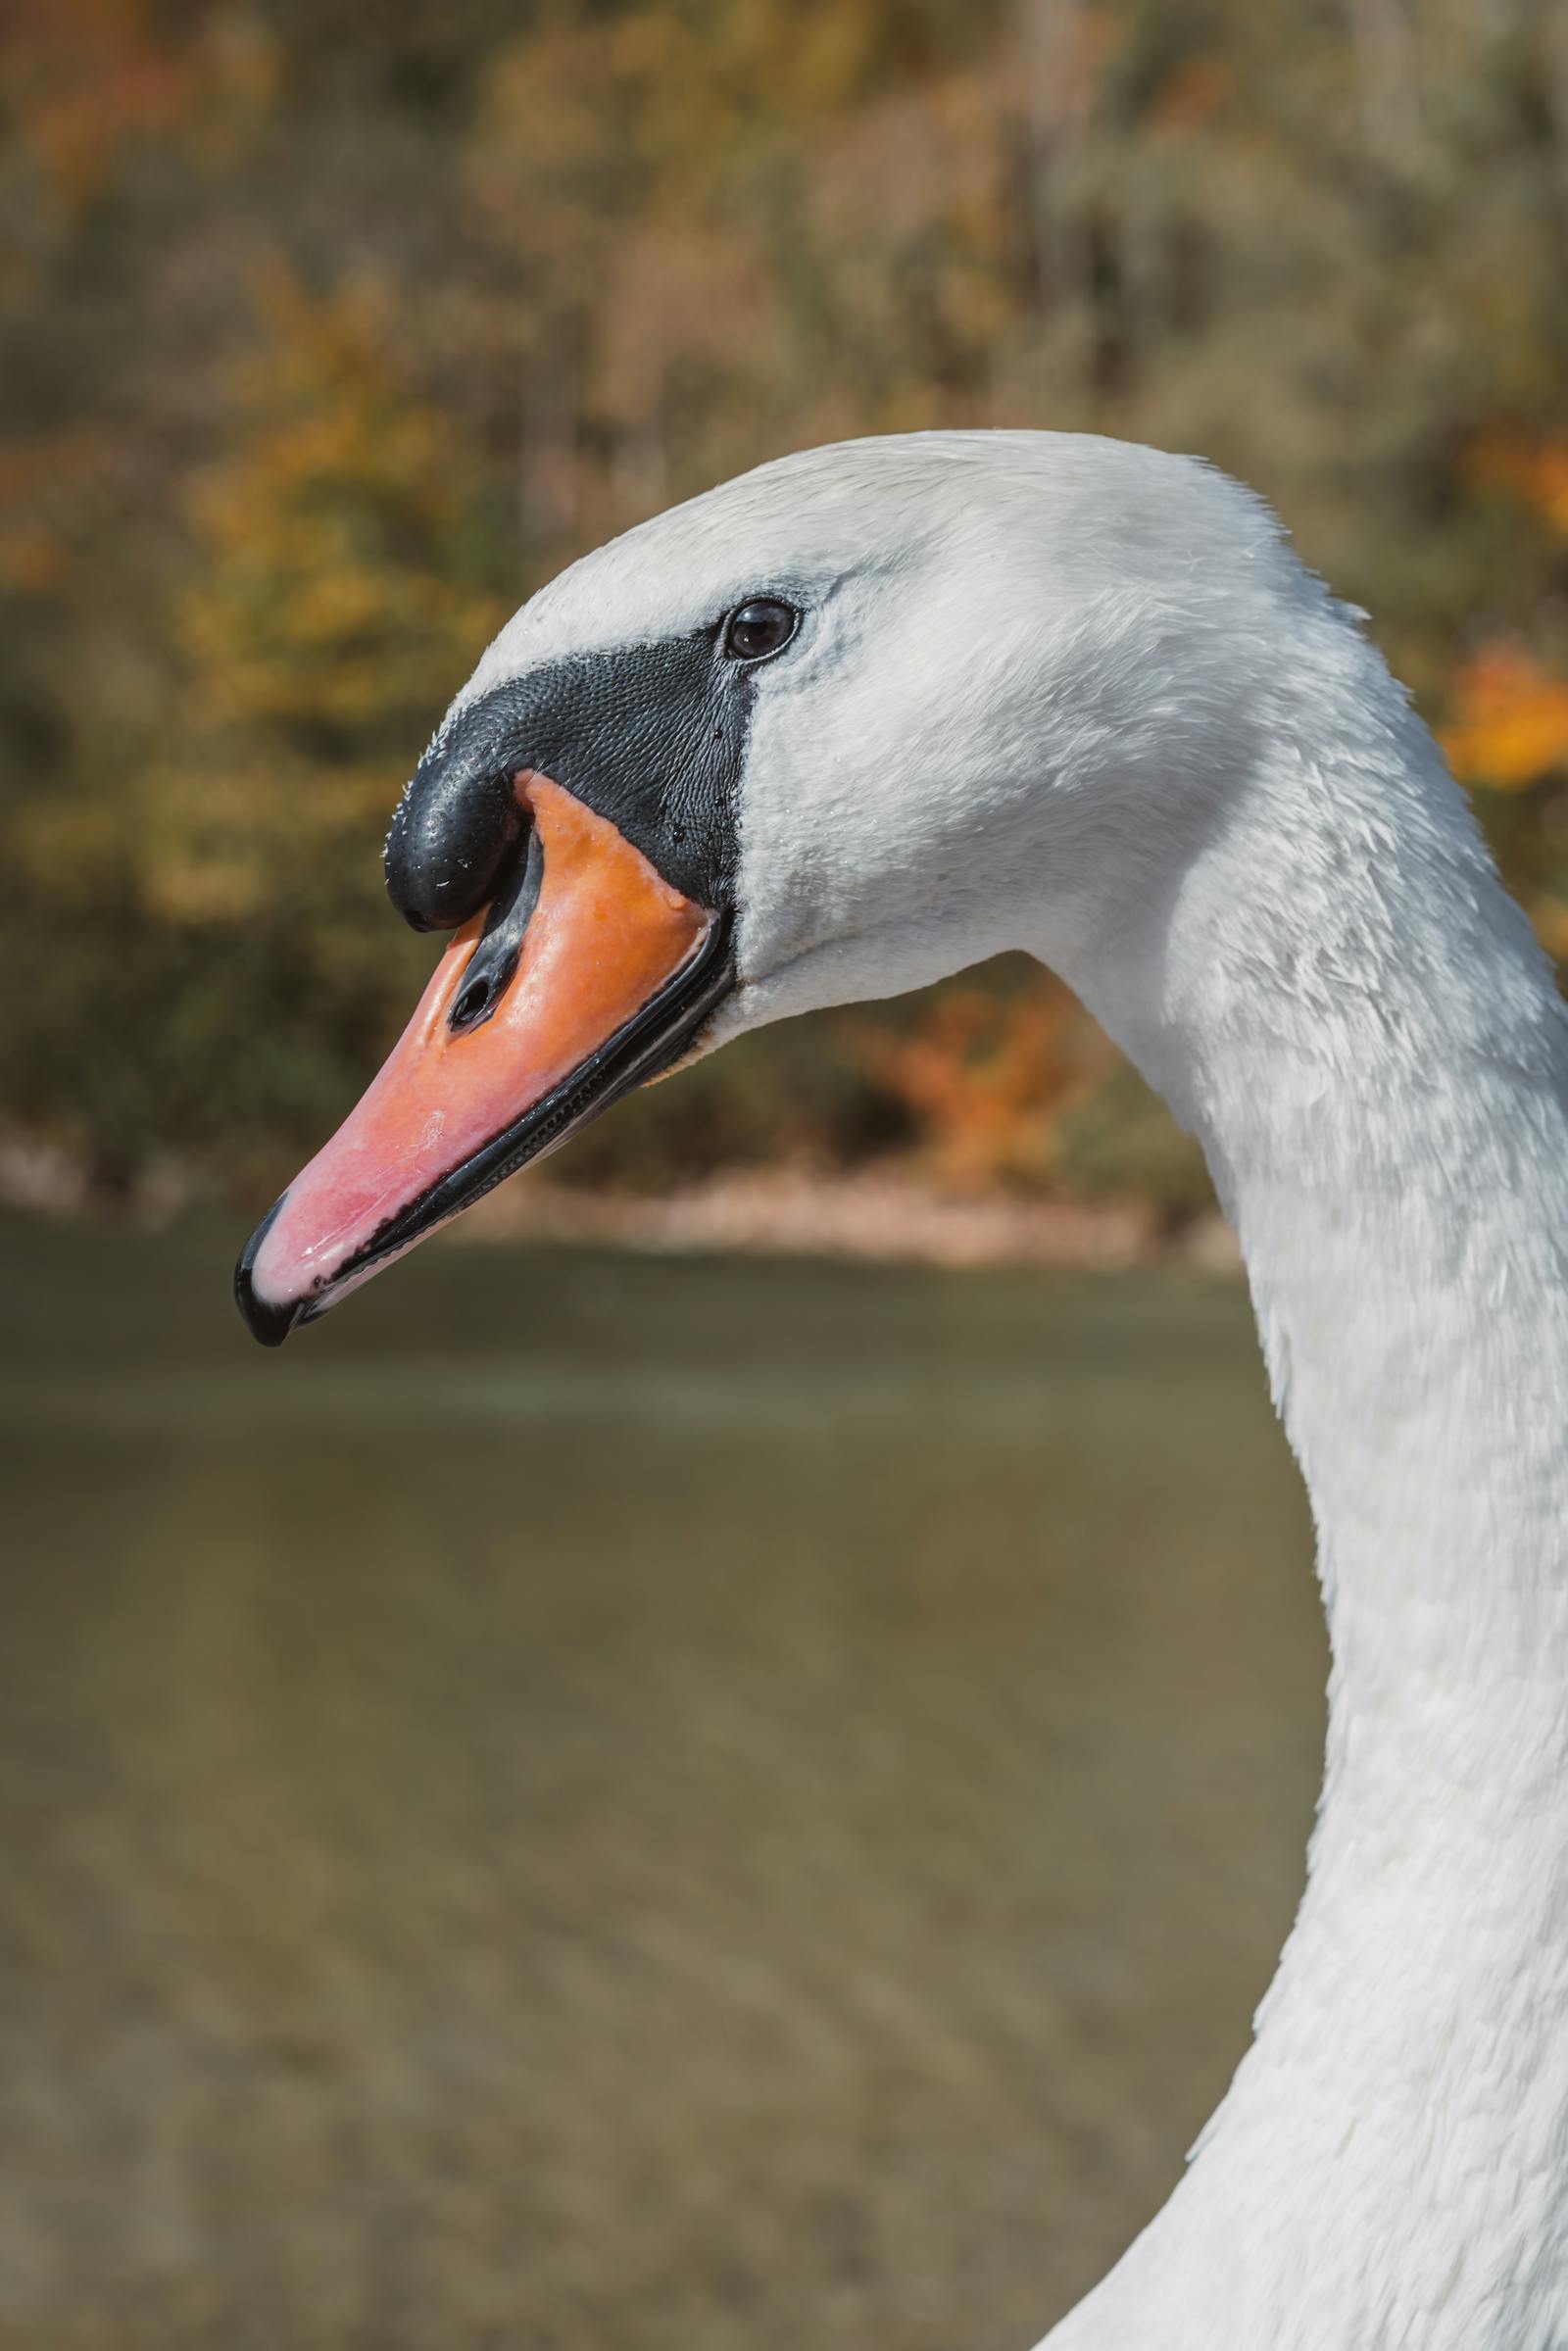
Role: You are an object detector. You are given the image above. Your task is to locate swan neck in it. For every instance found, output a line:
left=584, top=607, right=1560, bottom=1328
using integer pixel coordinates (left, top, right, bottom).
left=1043, top=648, right=1568, bottom=2350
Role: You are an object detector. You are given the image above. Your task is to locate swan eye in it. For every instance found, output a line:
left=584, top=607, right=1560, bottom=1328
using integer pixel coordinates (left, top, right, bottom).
left=722, top=598, right=799, bottom=661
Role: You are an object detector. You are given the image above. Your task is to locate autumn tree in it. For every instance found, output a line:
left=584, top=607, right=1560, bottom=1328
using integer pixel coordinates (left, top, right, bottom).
left=3, top=270, right=504, bottom=1185
left=3, top=0, right=1567, bottom=1212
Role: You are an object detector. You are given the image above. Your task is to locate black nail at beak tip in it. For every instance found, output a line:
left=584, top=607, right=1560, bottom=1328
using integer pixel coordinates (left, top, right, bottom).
left=233, top=1194, right=300, bottom=1348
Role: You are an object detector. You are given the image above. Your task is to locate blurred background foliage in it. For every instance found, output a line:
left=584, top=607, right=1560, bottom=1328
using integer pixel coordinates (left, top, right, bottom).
left=2, top=0, right=1567, bottom=1223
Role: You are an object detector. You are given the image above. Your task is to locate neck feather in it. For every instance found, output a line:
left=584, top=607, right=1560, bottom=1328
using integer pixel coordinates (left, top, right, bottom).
left=1041, top=625, right=1568, bottom=2350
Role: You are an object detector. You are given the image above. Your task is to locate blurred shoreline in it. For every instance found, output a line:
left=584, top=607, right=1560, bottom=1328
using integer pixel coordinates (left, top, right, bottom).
left=0, top=1133, right=1238, bottom=1272
left=457, top=1164, right=1244, bottom=1272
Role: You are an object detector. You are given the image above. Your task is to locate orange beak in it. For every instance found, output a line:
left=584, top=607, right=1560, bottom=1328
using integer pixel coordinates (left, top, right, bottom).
left=235, top=773, right=727, bottom=1342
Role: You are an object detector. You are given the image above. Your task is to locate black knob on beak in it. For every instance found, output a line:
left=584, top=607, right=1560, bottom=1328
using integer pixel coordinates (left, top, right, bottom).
left=384, top=745, right=526, bottom=934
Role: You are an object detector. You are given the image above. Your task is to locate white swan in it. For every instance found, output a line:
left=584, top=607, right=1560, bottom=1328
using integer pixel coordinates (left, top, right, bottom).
left=237, top=430, right=1568, bottom=2350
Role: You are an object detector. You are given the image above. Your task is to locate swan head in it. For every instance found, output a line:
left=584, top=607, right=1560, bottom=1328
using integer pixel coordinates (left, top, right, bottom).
left=236, top=430, right=1305, bottom=1343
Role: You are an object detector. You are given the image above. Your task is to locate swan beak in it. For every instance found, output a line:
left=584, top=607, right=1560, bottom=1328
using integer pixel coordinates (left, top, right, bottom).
left=234, top=773, right=728, bottom=1345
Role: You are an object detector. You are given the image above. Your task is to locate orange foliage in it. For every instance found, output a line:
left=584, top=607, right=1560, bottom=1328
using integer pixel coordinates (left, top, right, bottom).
left=858, top=984, right=1106, bottom=1193
left=3, top=0, right=188, bottom=199
left=1, top=0, right=275, bottom=199
left=0, top=421, right=141, bottom=600
left=1152, top=59, right=1233, bottom=131
left=1442, top=644, right=1568, bottom=794
left=1468, top=434, right=1568, bottom=538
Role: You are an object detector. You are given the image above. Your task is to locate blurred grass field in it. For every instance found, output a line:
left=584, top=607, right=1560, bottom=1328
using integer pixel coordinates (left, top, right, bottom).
left=0, top=1219, right=1320, bottom=2350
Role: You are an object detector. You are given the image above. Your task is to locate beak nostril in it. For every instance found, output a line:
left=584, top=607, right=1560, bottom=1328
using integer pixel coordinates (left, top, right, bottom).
left=444, top=820, right=547, bottom=1038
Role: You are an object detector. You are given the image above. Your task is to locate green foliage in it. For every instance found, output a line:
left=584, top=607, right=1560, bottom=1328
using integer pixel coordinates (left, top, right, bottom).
left=1, top=0, right=1565, bottom=1211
